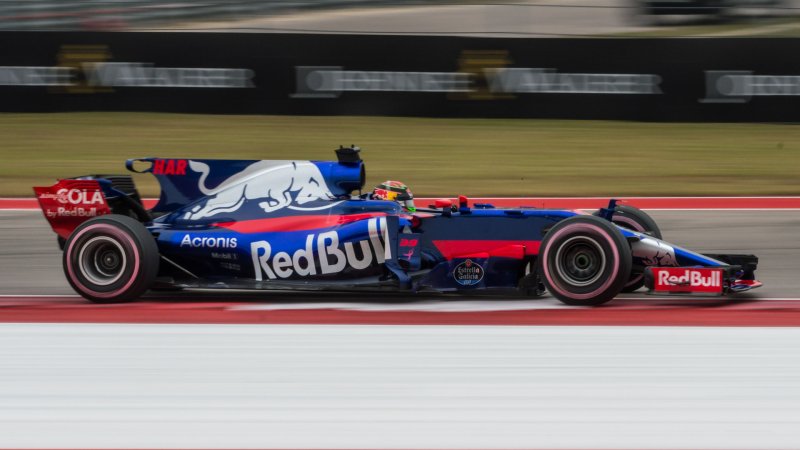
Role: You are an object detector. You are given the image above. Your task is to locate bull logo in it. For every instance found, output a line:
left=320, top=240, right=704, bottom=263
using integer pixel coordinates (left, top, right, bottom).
left=634, top=237, right=678, bottom=267
left=184, top=160, right=335, bottom=220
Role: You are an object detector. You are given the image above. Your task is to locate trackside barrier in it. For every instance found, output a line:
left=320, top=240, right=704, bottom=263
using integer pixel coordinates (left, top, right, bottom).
left=2, top=32, right=800, bottom=121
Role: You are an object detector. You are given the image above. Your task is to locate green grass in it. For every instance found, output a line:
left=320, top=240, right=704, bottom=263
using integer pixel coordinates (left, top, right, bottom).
left=615, top=22, right=756, bottom=37
left=1, top=112, right=799, bottom=197
left=615, top=17, right=800, bottom=38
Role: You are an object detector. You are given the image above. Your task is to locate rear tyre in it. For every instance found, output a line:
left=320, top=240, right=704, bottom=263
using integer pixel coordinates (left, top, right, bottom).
left=63, top=215, right=159, bottom=303
left=538, top=215, right=632, bottom=306
left=608, top=205, right=661, bottom=292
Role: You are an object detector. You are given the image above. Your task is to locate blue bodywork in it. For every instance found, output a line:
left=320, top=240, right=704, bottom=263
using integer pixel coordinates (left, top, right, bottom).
left=111, top=154, right=750, bottom=294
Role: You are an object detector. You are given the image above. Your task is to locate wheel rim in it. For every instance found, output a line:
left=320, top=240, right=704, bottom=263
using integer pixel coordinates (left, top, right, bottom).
left=77, top=236, right=127, bottom=286
left=554, top=236, right=606, bottom=287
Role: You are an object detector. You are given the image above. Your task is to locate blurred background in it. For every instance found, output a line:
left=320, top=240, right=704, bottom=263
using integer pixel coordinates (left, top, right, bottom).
left=1, top=0, right=799, bottom=198
left=2, top=4, right=800, bottom=450
left=0, top=0, right=798, bottom=35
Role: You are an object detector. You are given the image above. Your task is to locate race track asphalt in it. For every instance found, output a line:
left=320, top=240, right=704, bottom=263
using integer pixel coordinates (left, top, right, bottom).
left=3, top=210, right=800, bottom=450
left=1, top=209, right=797, bottom=298
left=172, top=0, right=800, bottom=37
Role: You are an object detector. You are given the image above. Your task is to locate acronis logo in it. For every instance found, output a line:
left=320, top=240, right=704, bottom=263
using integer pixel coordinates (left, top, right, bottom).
left=180, top=235, right=238, bottom=249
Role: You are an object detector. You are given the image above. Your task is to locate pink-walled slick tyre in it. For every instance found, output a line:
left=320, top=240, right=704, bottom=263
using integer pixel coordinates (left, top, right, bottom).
left=608, top=205, right=661, bottom=292
left=538, top=215, right=632, bottom=306
left=63, top=215, right=159, bottom=303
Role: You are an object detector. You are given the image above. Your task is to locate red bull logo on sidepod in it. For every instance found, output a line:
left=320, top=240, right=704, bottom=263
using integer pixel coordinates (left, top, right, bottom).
left=251, top=217, right=387, bottom=280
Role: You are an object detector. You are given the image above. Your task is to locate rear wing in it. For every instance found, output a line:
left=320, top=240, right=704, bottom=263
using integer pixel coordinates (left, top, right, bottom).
left=34, top=148, right=366, bottom=241
left=33, top=175, right=147, bottom=240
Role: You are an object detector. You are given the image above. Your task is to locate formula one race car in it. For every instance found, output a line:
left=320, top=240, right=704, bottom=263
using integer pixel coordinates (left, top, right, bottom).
left=34, top=147, right=761, bottom=305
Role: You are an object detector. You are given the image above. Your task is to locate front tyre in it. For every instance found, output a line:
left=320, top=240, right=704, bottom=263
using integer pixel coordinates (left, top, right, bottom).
left=609, top=205, right=661, bottom=239
left=608, top=205, right=661, bottom=292
left=538, top=215, right=632, bottom=306
left=63, top=215, right=159, bottom=303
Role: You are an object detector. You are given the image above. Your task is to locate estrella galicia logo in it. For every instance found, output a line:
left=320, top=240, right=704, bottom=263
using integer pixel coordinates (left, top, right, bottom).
left=454, top=259, right=484, bottom=286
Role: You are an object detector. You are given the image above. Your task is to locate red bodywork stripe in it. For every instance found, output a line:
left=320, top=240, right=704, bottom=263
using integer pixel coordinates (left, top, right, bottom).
left=433, top=240, right=540, bottom=260
left=215, top=213, right=387, bottom=234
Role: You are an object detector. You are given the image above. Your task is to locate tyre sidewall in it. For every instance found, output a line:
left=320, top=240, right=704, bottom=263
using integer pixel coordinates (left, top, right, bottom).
left=612, top=205, right=662, bottom=239
left=611, top=205, right=661, bottom=292
left=539, top=216, right=632, bottom=305
left=63, top=215, right=158, bottom=303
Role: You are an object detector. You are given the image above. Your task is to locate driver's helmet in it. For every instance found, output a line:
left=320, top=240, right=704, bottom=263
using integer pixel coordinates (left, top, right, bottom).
left=372, top=180, right=416, bottom=212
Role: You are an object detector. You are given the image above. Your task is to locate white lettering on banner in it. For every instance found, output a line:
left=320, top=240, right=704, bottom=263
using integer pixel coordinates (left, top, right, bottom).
left=251, top=218, right=386, bottom=281
left=180, top=235, right=238, bottom=249
left=703, top=70, right=800, bottom=103
left=487, top=68, right=662, bottom=94
left=0, top=66, right=73, bottom=86
left=56, top=189, right=104, bottom=205
left=86, top=63, right=254, bottom=88
left=0, top=64, right=253, bottom=88
left=293, top=66, right=663, bottom=98
left=657, top=270, right=721, bottom=288
left=301, top=68, right=471, bottom=94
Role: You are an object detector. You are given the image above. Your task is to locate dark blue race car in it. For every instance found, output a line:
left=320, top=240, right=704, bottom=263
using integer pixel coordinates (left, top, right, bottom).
left=34, top=147, right=761, bottom=305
